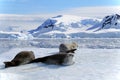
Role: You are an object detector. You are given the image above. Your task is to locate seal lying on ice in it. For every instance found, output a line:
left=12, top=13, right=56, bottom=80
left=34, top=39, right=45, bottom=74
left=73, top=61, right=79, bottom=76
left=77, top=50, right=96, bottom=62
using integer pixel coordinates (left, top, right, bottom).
left=4, top=51, right=35, bottom=68
left=30, top=49, right=76, bottom=66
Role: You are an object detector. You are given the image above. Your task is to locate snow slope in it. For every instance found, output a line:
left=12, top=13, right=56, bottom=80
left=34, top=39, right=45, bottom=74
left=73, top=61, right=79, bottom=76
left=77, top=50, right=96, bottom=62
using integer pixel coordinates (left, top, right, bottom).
left=89, top=14, right=120, bottom=31
left=0, top=14, right=120, bottom=39
left=0, top=31, right=33, bottom=40
left=1, top=48, right=120, bottom=80
left=29, top=14, right=120, bottom=38
left=29, top=15, right=100, bottom=38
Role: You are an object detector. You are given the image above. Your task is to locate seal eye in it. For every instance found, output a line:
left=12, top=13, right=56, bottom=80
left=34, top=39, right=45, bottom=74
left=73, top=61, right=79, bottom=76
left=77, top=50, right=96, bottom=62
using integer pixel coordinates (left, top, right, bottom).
left=68, top=54, right=74, bottom=57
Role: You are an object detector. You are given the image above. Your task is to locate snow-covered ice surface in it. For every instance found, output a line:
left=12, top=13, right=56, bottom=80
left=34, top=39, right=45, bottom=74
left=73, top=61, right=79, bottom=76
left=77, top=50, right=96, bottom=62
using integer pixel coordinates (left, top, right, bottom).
left=0, top=38, right=120, bottom=80
left=1, top=47, right=120, bottom=80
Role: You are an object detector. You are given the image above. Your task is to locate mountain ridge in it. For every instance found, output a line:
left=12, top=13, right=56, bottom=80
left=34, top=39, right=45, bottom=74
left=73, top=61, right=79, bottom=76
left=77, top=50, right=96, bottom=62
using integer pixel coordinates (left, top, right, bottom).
left=29, top=15, right=100, bottom=38
left=0, top=14, right=120, bottom=39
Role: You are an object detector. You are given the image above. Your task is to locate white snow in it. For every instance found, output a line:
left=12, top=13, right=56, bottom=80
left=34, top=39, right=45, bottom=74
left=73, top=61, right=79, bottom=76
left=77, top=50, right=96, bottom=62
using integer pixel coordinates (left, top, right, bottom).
left=0, top=14, right=120, bottom=39
left=29, top=15, right=100, bottom=38
left=29, top=14, right=120, bottom=38
left=1, top=48, right=120, bottom=80
left=0, top=31, right=33, bottom=40
left=52, top=15, right=81, bottom=25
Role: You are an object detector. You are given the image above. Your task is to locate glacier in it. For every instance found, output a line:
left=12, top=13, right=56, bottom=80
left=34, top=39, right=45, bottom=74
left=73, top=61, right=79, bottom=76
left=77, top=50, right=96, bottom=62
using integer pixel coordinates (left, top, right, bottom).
left=29, top=14, right=120, bottom=38
left=0, top=14, right=120, bottom=39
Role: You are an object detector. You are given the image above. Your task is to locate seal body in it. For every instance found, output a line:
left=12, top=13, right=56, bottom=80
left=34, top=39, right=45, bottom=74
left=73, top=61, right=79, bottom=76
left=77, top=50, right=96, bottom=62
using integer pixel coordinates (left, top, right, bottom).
left=4, top=51, right=35, bottom=68
left=30, top=53, right=74, bottom=66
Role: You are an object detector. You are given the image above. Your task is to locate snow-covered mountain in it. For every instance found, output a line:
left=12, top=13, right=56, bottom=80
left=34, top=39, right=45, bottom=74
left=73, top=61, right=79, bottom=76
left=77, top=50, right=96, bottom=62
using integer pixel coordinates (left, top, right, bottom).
left=29, top=14, right=120, bottom=38
left=88, top=14, right=120, bottom=31
left=0, top=14, right=120, bottom=39
left=100, top=14, right=120, bottom=29
left=29, top=15, right=100, bottom=38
